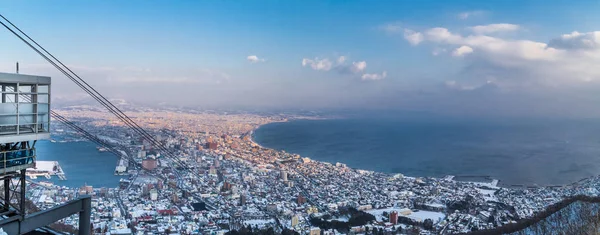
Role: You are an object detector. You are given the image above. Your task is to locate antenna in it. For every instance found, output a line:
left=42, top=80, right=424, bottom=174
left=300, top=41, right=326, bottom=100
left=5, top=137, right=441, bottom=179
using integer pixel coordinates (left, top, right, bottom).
left=15, top=62, right=19, bottom=74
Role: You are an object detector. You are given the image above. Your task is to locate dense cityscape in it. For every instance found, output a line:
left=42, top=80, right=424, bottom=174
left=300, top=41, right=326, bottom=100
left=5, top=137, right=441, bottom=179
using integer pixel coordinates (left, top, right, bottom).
left=23, top=104, right=600, bottom=235
left=4, top=1, right=600, bottom=234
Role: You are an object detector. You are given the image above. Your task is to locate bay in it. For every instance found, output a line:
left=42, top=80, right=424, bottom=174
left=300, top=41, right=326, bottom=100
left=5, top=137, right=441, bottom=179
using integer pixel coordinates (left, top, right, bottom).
left=253, top=118, right=600, bottom=186
left=34, top=140, right=124, bottom=188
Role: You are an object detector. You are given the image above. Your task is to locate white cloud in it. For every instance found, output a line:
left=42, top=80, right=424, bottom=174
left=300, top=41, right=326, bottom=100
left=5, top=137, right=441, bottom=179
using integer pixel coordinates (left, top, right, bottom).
left=452, top=45, right=474, bottom=57
left=548, top=31, right=600, bottom=50
left=302, top=58, right=333, bottom=71
left=303, top=56, right=384, bottom=81
left=401, top=26, right=600, bottom=86
left=469, top=24, right=520, bottom=34
left=351, top=61, right=367, bottom=73
left=361, top=71, right=387, bottom=81
left=379, top=22, right=403, bottom=33
left=404, top=29, right=424, bottom=45
left=302, top=57, right=365, bottom=74
left=247, top=55, right=265, bottom=63
left=458, top=10, right=485, bottom=20
left=409, top=27, right=560, bottom=62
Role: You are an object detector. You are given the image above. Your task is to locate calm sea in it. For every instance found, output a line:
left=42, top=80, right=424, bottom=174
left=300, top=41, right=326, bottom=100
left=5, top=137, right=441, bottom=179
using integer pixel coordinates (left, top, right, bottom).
left=35, top=140, right=124, bottom=188
left=253, top=118, right=600, bottom=186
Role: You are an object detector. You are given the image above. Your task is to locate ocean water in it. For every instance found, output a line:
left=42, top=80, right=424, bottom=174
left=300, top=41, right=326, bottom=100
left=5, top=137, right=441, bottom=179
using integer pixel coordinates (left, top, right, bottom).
left=253, top=118, right=600, bottom=186
left=35, top=140, right=124, bottom=188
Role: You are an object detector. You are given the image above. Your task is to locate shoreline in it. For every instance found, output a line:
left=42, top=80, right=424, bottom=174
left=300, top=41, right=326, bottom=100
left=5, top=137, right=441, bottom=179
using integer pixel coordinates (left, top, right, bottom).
left=249, top=120, right=595, bottom=189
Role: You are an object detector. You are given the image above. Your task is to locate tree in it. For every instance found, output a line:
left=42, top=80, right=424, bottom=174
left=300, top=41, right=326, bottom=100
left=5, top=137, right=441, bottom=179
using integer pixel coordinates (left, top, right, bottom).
left=239, top=225, right=249, bottom=234
left=282, top=228, right=300, bottom=235
left=225, top=230, right=239, bottom=235
left=423, top=218, right=434, bottom=230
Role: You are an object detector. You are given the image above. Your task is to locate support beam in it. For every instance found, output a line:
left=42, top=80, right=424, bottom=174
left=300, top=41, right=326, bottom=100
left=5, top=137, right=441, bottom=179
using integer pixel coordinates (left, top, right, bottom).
left=0, top=195, right=91, bottom=235
left=19, top=169, right=25, bottom=216
left=3, top=178, right=9, bottom=211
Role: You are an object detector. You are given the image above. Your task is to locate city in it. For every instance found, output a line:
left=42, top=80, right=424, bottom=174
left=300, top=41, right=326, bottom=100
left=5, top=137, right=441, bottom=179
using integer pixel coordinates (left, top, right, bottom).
left=23, top=104, right=600, bottom=234
left=3, top=1, right=600, bottom=234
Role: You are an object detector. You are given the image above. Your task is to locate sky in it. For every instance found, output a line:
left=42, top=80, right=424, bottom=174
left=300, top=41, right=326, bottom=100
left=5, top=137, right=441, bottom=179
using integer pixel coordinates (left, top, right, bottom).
left=3, top=0, right=600, bottom=117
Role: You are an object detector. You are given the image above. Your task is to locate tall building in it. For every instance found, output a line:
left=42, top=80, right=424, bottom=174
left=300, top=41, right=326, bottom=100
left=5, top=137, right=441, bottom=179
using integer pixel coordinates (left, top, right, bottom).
left=390, top=211, right=399, bottom=225
left=280, top=170, right=288, bottom=181
left=0, top=72, right=91, bottom=234
left=150, top=189, right=158, bottom=201
left=222, top=182, right=233, bottom=191
left=291, top=214, right=299, bottom=227
left=239, top=194, right=246, bottom=206
left=214, top=158, right=220, bottom=168
left=309, top=227, right=321, bottom=235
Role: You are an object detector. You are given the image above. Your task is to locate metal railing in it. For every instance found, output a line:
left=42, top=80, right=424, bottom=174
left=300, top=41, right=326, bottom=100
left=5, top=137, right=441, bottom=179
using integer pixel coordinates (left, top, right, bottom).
left=0, top=148, right=35, bottom=169
left=0, top=123, right=49, bottom=136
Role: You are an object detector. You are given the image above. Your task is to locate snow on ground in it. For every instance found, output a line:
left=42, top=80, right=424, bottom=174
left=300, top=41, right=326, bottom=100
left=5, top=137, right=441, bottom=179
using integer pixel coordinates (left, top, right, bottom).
left=366, top=208, right=405, bottom=221
left=329, top=215, right=350, bottom=222
left=407, top=210, right=445, bottom=223
left=29, top=161, right=57, bottom=173
left=476, top=188, right=498, bottom=202
left=471, top=180, right=500, bottom=189
left=243, top=219, right=276, bottom=229
left=367, top=208, right=445, bottom=224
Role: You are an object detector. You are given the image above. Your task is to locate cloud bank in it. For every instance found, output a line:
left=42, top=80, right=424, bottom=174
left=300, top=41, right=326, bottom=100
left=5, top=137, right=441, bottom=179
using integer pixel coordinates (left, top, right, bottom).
left=400, top=23, right=600, bottom=90
left=302, top=56, right=386, bottom=81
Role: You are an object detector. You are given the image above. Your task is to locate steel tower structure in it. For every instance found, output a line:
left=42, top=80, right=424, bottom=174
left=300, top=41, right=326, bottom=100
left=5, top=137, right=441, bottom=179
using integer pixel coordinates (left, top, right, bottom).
left=0, top=72, right=91, bottom=235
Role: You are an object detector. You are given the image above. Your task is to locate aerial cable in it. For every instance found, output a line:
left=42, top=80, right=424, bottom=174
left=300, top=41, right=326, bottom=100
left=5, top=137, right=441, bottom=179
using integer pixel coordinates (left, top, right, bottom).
left=0, top=15, right=190, bottom=170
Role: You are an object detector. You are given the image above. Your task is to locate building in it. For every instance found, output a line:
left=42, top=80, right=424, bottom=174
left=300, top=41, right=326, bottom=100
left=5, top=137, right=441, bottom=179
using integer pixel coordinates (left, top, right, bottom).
left=357, top=205, right=373, bottom=211
left=390, top=211, right=399, bottom=225
left=239, top=194, right=246, bottom=206
left=142, top=159, right=158, bottom=171
left=335, top=162, right=347, bottom=168
left=309, top=227, right=321, bottom=235
left=266, top=204, right=278, bottom=213
left=206, top=142, right=218, bottom=150
left=291, top=214, right=299, bottom=227
left=280, top=170, right=288, bottom=181
left=297, top=195, right=307, bottom=205
left=115, top=163, right=127, bottom=175
left=222, top=182, right=233, bottom=191
left=150, top=189, right=158, bottom=201
left=209, top=166, right=217, bottom=175
left=214, top=158, right=220, bottom=168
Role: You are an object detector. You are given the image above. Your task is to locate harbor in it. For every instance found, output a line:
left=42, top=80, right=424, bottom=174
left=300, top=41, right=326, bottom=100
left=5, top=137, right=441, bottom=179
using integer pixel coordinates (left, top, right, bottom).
left=35, top=140, right=126, bottom=188
left=26, top=161, right=67, bottom=180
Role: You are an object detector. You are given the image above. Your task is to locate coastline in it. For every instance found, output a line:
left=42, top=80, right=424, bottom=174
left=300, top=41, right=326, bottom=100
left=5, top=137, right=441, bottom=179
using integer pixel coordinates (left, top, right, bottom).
left=250, top=120, right=503, bottom=187
left=249, top=119, right=598, bottom=189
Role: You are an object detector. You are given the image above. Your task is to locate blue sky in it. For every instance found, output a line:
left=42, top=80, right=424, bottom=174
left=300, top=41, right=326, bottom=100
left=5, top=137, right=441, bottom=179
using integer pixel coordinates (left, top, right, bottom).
left=3, top=0, right=600, bottom=116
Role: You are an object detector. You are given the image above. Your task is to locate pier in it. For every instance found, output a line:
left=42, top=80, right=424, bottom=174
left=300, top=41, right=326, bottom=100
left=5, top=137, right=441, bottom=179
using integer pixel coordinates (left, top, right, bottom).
left=26, top=161, right=67, bottom=180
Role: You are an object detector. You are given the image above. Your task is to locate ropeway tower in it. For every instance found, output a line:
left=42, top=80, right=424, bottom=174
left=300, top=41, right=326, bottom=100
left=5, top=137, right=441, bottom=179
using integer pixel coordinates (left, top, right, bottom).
left=0, top=72, right=91, bottom=235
